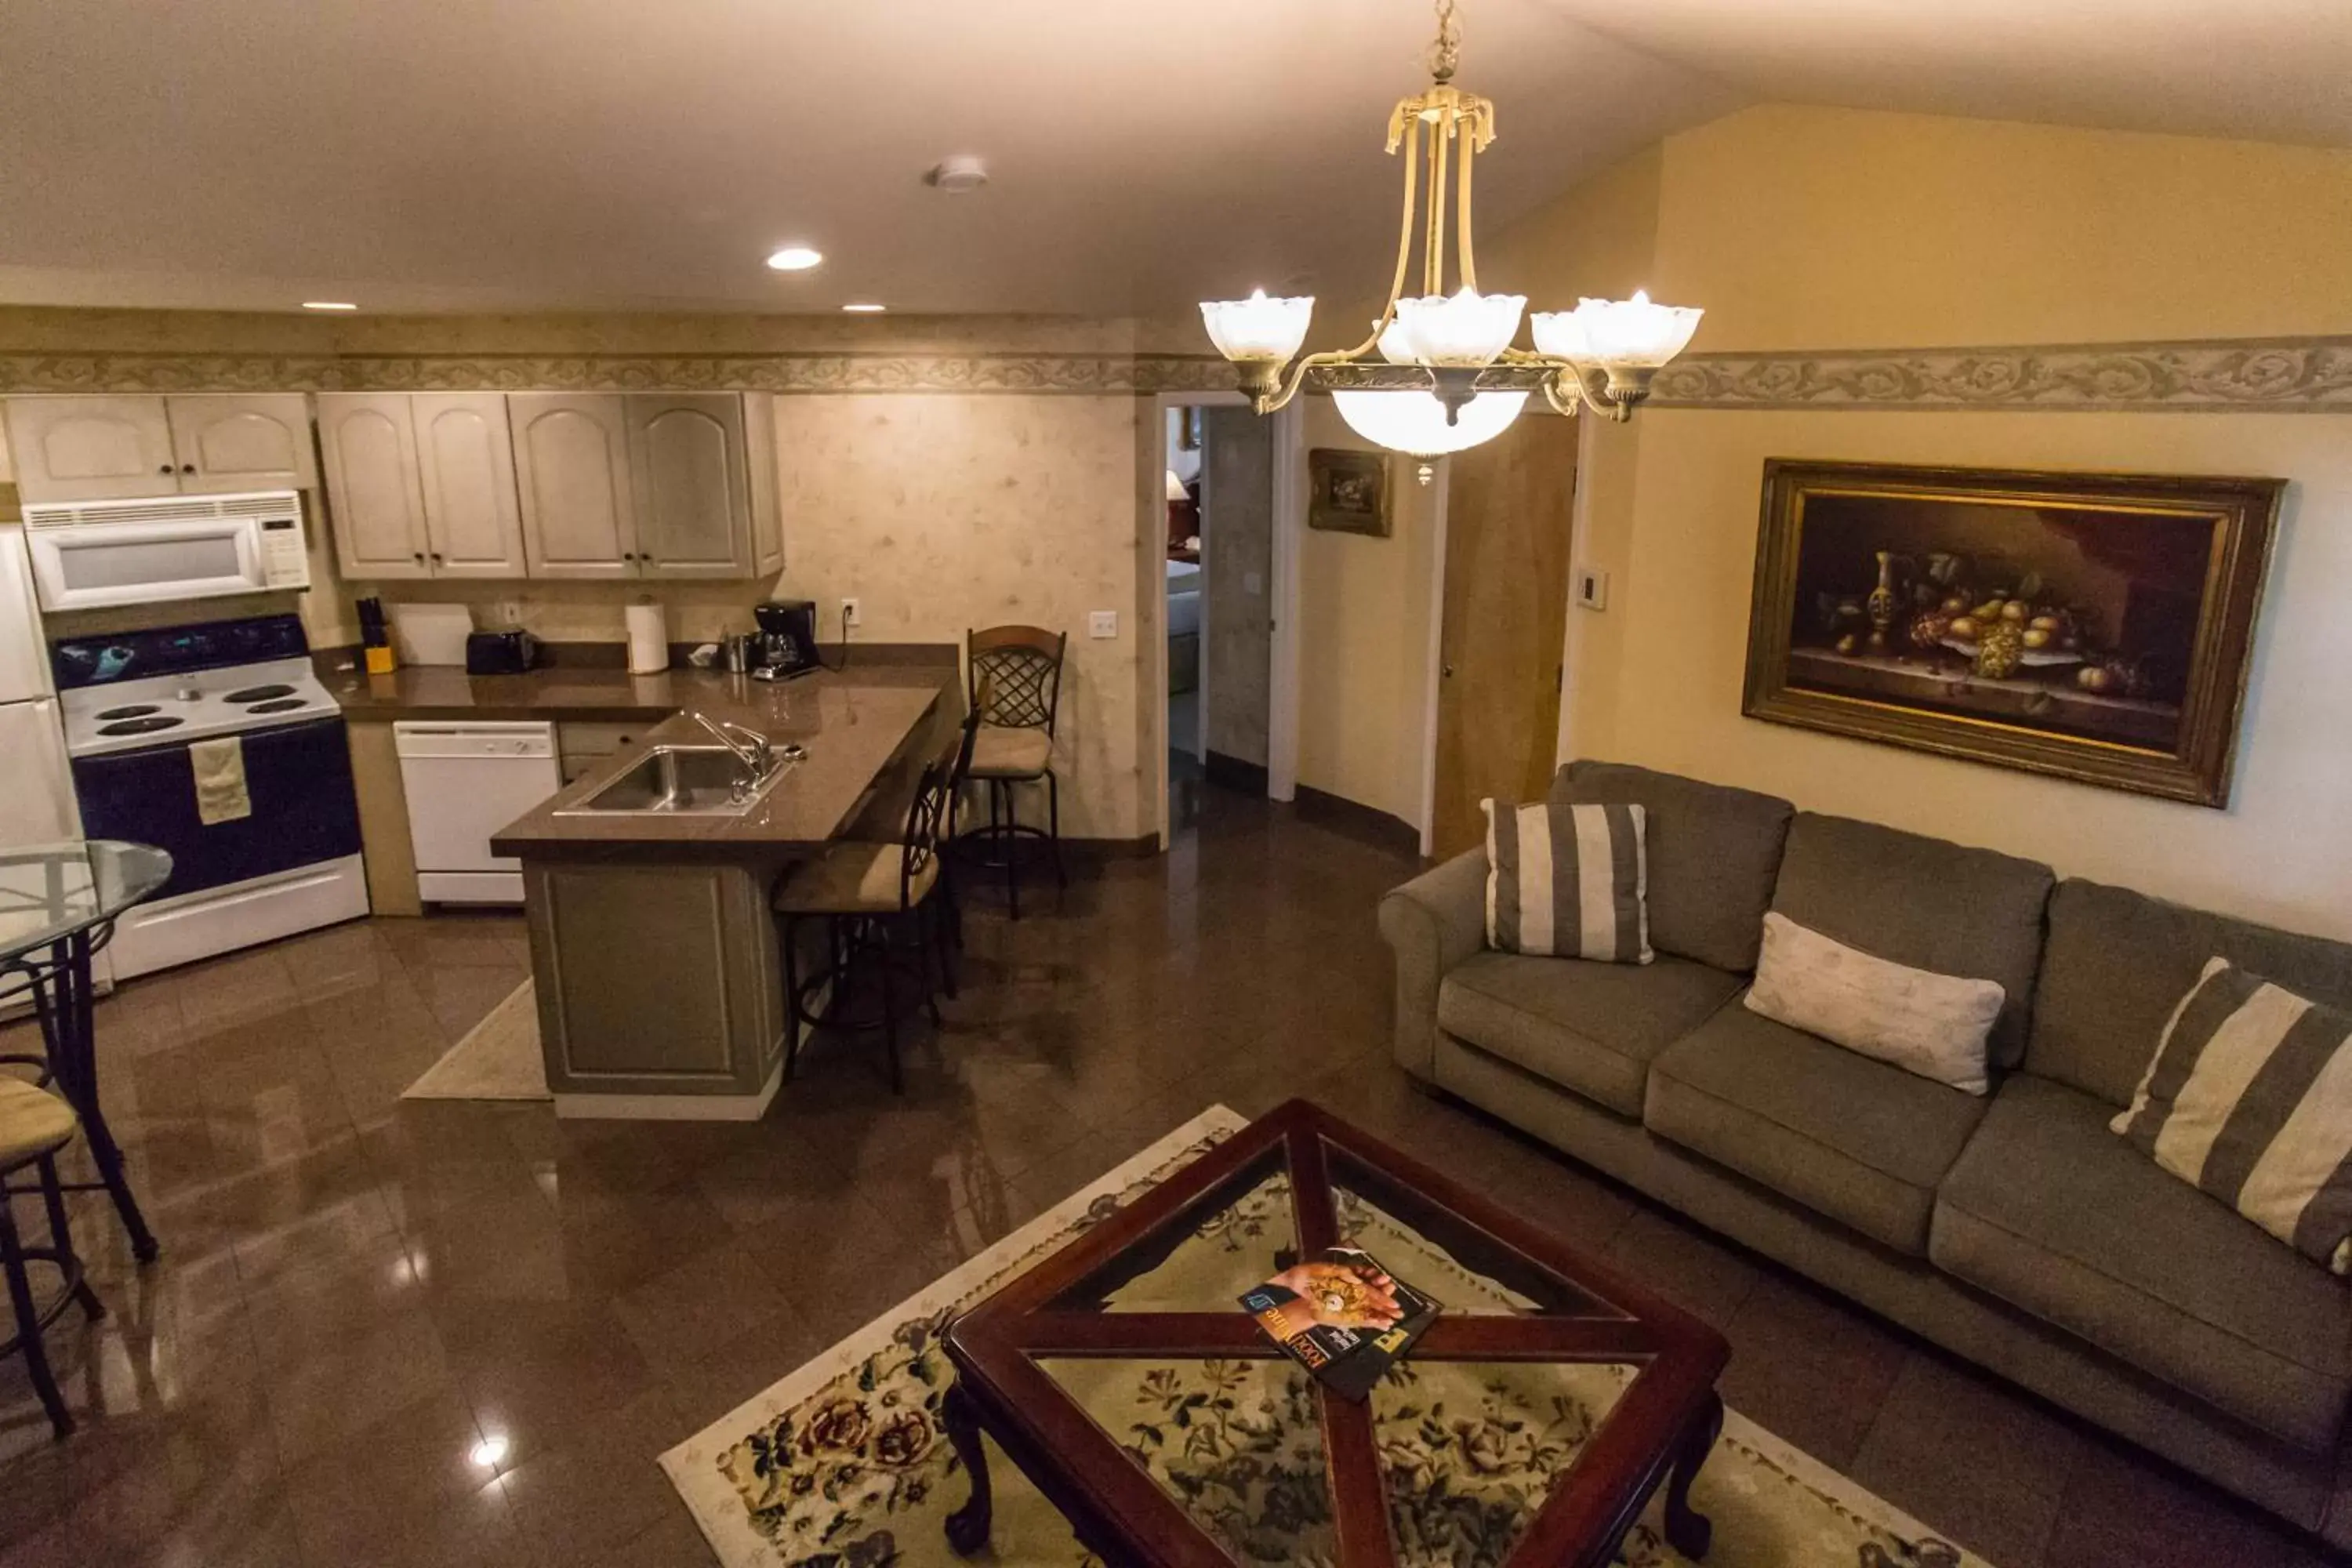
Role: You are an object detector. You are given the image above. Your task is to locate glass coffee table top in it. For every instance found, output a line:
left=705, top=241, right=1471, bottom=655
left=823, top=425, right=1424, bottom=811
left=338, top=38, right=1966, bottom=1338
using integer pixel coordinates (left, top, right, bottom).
left=950, top=1102, right=1728, bottom=1568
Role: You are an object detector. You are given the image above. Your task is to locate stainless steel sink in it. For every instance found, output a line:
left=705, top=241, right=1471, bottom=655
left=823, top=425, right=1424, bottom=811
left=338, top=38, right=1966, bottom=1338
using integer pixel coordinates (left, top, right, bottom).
left=554, top=744, right=794, bottom=816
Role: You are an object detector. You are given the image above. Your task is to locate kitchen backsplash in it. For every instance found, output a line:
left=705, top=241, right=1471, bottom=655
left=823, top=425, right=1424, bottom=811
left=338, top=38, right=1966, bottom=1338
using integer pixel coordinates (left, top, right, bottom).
left=356, top=575, right=808, bottom=649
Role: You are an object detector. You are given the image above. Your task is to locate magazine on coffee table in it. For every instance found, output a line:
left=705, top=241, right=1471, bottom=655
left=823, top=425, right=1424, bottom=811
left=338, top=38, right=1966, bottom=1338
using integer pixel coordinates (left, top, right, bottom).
left=1239, top=1245, right=1443, bottom=1399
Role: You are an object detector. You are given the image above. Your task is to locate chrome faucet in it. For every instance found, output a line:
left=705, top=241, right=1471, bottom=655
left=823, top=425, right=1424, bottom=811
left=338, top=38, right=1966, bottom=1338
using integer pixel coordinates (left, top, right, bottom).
left=689, top=711, right=775, bottom=799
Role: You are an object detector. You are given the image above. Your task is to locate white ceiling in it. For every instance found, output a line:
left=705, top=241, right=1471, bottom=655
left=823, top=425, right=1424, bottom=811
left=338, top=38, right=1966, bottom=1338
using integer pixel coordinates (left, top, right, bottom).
left=0, top=0, right=2341, bottom=319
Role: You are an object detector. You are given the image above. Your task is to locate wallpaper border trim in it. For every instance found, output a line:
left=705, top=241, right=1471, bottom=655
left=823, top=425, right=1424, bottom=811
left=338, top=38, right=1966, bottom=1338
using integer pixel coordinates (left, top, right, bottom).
left=2, top=336, right=2347, bottom=411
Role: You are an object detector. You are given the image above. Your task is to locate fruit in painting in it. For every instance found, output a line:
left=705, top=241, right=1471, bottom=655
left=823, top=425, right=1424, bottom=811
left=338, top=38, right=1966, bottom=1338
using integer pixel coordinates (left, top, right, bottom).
left=1974, top=621, right=2025, bottom=679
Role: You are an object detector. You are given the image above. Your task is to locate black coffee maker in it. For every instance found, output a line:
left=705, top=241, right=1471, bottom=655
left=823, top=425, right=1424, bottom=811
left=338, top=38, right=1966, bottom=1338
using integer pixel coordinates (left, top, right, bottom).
left=751, top=599, right=820, bottom=681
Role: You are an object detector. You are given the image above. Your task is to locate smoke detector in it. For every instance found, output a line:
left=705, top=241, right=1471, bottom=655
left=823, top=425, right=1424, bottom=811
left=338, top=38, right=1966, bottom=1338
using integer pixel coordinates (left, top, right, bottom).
left=925, top=156, right=989, bottom=194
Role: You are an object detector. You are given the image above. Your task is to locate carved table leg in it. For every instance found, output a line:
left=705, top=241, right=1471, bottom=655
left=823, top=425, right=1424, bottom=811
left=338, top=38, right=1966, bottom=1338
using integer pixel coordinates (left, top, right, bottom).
left=942, top=1381, right=995, bottom=1556
left=1664, top=1391, right=1724, bottom=1559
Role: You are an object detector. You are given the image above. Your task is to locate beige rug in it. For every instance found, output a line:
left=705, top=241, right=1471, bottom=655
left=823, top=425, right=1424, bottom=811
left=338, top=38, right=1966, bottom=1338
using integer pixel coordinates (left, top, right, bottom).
left=400, top=979, right=550, bottom=1102
left=662, top=1107, right=1984, bottom=1567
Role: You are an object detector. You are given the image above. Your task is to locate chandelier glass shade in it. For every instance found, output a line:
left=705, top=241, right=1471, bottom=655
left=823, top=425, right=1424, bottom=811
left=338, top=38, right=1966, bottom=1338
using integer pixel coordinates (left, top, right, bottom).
left=1198, top=0, right=1701, bottom=466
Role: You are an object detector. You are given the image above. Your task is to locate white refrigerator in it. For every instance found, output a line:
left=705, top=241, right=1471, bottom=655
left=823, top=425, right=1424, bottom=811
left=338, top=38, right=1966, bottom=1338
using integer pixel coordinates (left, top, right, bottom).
left=0, top=526, right=82, bottom=848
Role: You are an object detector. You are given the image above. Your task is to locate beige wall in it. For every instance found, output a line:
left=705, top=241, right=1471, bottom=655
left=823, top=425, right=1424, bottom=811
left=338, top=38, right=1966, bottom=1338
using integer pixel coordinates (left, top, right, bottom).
left=1296, top=397, right=1439, bottom=829
left=1486, top=105, right=2352, bottom=942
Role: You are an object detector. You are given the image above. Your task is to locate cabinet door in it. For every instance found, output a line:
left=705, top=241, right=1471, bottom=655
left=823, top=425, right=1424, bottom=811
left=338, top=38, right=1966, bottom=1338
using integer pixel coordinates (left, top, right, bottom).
left=165, top=394, right=318, bottom=493
left=510, top=394, right=638, bottom=579
left=412, top=394, right=526, bottom=577
left=4, top=396, right=177, bottom=502
left=316, top=394, right=430, bottom=579
left=627, top=393, right=751, bottom=579
left=742, top=390, right=785, bottom=578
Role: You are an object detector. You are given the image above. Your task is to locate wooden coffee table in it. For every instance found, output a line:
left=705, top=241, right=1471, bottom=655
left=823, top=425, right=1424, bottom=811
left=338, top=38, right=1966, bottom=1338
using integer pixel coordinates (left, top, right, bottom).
left=942, top=1098, right=1730, bottom=1567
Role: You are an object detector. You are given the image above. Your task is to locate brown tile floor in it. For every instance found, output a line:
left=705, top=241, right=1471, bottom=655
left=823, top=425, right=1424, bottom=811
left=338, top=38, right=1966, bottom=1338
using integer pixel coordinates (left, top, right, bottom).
left=0, top=784, right=2335, bottom=1568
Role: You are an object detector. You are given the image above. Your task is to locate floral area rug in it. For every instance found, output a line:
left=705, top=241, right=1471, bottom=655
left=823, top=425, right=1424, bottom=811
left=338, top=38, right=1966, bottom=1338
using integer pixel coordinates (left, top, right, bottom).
left=661, top=1107, right=1986, bottom=1568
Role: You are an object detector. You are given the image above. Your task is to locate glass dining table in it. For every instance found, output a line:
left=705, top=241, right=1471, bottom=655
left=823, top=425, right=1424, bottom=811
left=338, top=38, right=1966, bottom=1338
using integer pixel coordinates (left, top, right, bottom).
left=0, top=840, right=172, bottom=1262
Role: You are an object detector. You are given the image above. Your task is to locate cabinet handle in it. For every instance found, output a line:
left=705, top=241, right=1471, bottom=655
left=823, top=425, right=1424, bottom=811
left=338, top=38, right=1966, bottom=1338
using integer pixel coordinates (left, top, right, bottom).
left=158, top=463, right=175, bottom=475
left=431, top=553, right=444, bottom=564
left=180, top=463, right=196, bottom=474
left=623, top=552, right=637, bottom=562
left=413, top=552, right=426, bottom=564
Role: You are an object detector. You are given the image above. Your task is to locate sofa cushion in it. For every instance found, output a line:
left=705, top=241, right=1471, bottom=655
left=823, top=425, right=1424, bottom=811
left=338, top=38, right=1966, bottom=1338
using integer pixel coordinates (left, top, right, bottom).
left=1933, top=1073, right=2352, bottom=1451
left=1439, top=950, right=1741, bottom=1118
left=1770, top=813, right=2053, bottom=1071
left=2029, top=877, right=2352, bottom=1110
left=1646, top=1004, right=1990, bottom=1254
left=1552, top=760, right=1794, bottom=974
left=1482, top=800, right=1653, bottom=963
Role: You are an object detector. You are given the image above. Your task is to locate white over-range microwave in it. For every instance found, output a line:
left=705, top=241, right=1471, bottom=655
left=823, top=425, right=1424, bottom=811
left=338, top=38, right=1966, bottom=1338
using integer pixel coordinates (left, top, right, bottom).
left=20, top=491, right=310, bottom=612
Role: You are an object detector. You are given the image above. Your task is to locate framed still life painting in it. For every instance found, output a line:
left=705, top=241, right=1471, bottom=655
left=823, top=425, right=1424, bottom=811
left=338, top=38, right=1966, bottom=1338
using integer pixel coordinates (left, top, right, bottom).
left=1741, top=460, right=2282, bottom=807
left=1308, top=448, right=1392, bottom=537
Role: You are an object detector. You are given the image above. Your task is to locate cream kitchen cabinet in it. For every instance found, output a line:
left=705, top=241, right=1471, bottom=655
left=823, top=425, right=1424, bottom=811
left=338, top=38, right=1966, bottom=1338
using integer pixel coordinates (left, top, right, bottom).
left=412, top=394, right=528, bottom=577
left=516, top=391, right=782, bottom=581
left=5, top=393, right=315, bottom=503
left=317, top=394, right=430, bottom=579
left=510, top=394, right=640, bottom=580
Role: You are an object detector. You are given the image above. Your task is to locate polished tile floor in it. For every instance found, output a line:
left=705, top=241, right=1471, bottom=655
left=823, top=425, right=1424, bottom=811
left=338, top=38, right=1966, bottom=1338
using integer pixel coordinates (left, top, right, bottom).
left=0, top=786, right=2333, bottom=1568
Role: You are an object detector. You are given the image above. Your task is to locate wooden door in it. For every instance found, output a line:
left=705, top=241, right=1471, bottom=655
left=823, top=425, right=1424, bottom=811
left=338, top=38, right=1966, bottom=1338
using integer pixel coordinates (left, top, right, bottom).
left=1200, top=407, right=1273, bottom=774
left=315, top=393, right=430, bottom=579
left=626, top=393, right=750, bottom=579
left=412, top=393, right=527, bottom=577
left=1431, top=411, right=1579, bottom=858
left=510, top=394, right=638, bottom=579
left=165, top=394, right=317, bottom=493
left=5, top=396, right=177, bottom=501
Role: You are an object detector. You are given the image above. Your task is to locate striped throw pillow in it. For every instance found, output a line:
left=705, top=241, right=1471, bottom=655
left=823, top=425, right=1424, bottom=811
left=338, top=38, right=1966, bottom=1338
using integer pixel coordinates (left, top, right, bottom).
left=2111, top=957, right=2352, bottom=1276
left=1481, top=800, right=1652, bottom=964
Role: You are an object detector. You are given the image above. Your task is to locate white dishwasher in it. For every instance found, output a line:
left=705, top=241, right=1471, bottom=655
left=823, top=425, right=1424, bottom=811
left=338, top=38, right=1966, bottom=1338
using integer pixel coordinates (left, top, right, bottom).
left=394, top=720, right=563, bottom=904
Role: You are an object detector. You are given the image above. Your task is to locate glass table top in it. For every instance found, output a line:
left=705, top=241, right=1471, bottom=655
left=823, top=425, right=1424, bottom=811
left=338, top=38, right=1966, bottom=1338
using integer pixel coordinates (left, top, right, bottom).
left=0, top=841, right=172, bottom=964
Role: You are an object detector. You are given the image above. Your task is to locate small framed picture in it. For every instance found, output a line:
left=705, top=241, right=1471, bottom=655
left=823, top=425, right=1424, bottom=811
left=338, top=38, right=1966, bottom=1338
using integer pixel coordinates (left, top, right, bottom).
left=1308, top=448, right=1392, bottom=538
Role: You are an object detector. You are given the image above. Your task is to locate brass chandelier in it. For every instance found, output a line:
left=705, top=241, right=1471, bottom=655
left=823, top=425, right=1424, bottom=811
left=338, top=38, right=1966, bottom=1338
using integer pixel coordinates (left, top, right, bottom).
left=1199, top=0, right=1702, bottom=470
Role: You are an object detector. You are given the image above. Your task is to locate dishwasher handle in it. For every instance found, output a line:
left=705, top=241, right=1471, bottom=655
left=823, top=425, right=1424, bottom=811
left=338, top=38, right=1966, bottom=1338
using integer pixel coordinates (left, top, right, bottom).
left=393, top=720, right=557, bottom=760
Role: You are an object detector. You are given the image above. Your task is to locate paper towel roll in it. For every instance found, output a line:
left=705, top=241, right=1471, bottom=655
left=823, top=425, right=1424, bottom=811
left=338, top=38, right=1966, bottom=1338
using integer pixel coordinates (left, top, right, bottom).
left=626, top=602, right=669, bottom=674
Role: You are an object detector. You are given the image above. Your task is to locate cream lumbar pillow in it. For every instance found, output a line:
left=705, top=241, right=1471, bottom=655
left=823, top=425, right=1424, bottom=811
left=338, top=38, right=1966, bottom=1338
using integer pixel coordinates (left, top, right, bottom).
left=2112, top=957, right=2352, bottom=1276
left=1481, top=799, right=1653, bottom=964
left=1745, top=912, right=2005, bottom=1095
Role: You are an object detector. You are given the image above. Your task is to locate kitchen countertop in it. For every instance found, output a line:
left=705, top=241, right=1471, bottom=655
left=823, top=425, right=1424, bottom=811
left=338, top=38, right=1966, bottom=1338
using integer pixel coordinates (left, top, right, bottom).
left=320, top=650, right=953, bottom=725
left=484, top=670, right=944, bottom=858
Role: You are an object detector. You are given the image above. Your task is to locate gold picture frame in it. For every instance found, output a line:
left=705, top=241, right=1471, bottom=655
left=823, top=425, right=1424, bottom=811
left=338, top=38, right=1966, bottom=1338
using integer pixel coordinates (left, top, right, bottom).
left=1308, top=448, right=1392, bottom=538
left=1741, top=459, right=2282, bottom=808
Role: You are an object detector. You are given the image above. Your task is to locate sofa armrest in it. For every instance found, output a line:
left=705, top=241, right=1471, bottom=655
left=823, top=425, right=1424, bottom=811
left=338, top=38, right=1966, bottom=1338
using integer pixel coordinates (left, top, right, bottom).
left=1378, top=849, right=1488, bottom=1078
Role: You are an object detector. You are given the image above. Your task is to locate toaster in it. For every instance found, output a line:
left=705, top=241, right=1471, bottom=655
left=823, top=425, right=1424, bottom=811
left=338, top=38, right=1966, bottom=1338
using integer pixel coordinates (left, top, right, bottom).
left=464, top=629, right=542, bottom=675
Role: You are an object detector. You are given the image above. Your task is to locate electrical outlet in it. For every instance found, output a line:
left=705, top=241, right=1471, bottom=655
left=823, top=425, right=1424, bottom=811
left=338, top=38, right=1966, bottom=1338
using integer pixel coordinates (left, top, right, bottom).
left=1088, top=609, right=1119, bottom=639
left=1573, top=565, right=1610, bottom=612
left=1243, top=570, right=1264, bottom=596
left=495, top=599, right=522, bottom=626
left=840, top=597, right=862, bottom=630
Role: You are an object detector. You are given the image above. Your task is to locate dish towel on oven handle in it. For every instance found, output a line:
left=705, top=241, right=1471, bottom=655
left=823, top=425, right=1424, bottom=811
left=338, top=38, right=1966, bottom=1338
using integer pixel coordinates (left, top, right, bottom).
left=190, top=736, right=252, bottom=826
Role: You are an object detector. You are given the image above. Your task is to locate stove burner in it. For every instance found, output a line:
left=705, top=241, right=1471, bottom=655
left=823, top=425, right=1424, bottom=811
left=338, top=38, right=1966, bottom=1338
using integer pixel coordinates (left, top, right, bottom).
left=97, top=716, right=184, bottom=737
left=246, top=698, right=307, bottom=714
left=96, top=703, right=162, bottom=720
left=227, top=684, right=296, bottom=704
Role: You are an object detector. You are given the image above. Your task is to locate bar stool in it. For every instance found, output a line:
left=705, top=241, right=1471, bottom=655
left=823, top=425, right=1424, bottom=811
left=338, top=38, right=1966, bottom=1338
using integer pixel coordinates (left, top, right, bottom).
left=775, top=758, right=955, bottom=1094
left=0, top=1076, right=105, bottom=1437
left=934, top=702, right=985, bottom=958
left=963, top=626, right=1068, bottom=920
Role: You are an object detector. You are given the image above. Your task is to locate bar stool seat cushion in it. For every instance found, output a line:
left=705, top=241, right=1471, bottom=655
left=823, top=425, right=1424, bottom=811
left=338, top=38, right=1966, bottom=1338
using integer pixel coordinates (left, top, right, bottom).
left=970, top=725, right=1051, bottom=779
left=775, top=844, right=937, bottom=915
left=0, top=1080, right=76, bottom=1163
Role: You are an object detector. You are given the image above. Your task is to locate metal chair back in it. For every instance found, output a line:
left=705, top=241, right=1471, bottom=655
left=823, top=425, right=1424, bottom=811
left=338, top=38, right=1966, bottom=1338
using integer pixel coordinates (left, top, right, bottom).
left=899, top=758, right=952, bottom=908
left=967, top=626, right=1066, bottom=736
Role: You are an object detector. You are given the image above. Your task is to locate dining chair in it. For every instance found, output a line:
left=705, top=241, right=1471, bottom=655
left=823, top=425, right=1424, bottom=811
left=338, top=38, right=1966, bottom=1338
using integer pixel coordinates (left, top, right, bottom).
left=774, top=757, right=954, bottom=1094
left=935, top=701, right=985, bottom=963
left=963, top=625, right=1067, bottom=920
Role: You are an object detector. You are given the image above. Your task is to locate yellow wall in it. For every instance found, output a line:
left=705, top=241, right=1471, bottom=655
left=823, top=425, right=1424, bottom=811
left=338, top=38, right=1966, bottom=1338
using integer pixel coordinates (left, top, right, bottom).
left=1296, top=397, right=1440, bottom=829
left=1489, top=106, right=2352, bottom=940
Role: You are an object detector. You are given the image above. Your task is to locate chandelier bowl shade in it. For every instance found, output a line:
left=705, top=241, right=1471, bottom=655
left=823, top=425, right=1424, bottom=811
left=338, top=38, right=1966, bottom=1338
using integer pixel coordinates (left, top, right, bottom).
left=1333, top=389, right=1529, bottom=458
left=1559, top=292, right=1704, bottom=368
left=1200, top=290, right=1316, bottom=364
left=1391, top=288, right=1526, bottom=366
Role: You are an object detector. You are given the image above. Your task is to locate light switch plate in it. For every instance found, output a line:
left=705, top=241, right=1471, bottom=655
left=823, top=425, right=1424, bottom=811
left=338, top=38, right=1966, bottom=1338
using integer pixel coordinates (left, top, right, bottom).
left=1243, top=570, right=1264, bottom=596
left=1573, top=565, right=1610, bottom=612
left=1088, top=610, right=1119, bottom=639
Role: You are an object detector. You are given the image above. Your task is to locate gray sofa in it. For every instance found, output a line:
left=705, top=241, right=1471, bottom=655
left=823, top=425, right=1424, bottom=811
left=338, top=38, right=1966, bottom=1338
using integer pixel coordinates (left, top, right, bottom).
left=1381, top=759, right=2352, bottom=1546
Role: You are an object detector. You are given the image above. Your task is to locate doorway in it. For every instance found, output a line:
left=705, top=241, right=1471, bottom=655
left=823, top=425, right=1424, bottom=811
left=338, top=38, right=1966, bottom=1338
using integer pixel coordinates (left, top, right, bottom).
left=1428, top=409, right=1581, bottom=858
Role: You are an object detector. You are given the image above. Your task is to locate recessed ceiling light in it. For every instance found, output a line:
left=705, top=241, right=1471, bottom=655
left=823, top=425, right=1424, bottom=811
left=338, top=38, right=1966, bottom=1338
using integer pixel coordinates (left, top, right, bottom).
left=841, top=303, right=887, bottom=314
left=302, top=300, right=358, bottom=311
left=467, top=1434, right=510, bottom=1468
left=765, top=246, right=823, bottom=272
